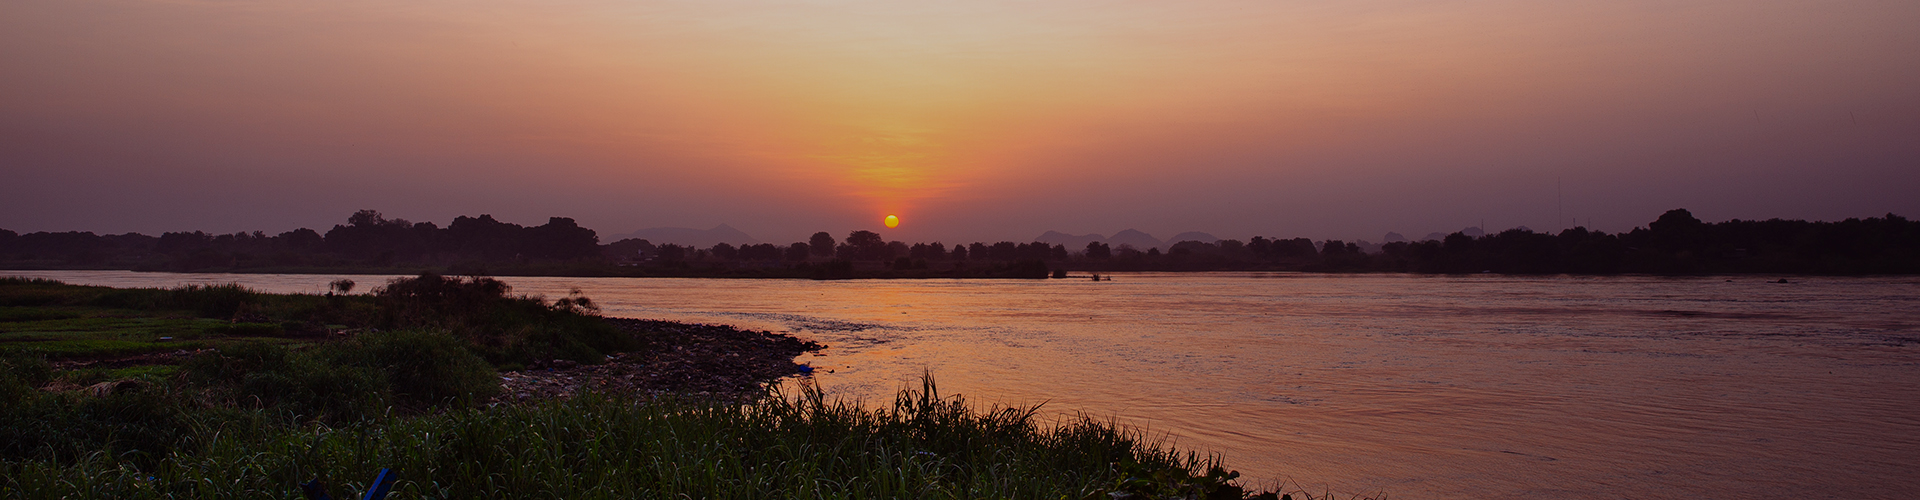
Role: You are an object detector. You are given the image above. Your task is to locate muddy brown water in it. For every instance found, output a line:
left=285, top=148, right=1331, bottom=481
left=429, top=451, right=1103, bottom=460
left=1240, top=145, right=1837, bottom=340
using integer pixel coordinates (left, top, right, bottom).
left=11, top=270, right=1919, bottom=499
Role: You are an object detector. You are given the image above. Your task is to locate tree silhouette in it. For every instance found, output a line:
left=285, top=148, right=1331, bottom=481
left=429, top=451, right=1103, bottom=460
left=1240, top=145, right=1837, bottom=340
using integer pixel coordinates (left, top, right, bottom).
left=347, top=209, right=388, bottom=228
left=737, top=243, right=781, bottom=261
left=1085, top=241, right=1112, bottom=260
left=809, top=232, right=836, bottom=257
left=656, top=244, right=686, bottom=262
left=524, top=217, right=599, bottom=260
left=845, top=230, right=887, bottom=260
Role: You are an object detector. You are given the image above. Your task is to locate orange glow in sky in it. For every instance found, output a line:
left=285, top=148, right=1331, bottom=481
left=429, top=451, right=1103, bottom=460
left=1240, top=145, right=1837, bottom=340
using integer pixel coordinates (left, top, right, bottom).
left=2, top=0, right=1916, bottom=243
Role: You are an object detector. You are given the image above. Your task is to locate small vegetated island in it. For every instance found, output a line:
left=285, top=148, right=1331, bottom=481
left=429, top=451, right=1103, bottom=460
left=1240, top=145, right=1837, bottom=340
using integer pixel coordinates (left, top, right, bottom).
left=3, top=209, right=1917, bottom=278
left=0, top=276, right=1290, bottom=499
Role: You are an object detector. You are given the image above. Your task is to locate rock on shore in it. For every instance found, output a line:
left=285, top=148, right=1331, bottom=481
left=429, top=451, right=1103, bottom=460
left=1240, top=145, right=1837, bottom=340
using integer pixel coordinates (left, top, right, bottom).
left=496, top=318, right=824, bottom=402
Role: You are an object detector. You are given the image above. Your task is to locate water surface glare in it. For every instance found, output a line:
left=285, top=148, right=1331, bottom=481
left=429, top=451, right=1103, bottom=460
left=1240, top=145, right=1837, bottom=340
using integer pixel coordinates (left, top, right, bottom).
left=11, top=271, right=1919, bottom=499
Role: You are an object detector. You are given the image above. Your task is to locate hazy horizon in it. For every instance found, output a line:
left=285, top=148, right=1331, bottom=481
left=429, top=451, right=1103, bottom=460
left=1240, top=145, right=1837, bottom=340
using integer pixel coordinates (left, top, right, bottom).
left=0, top=207, right=1897, bottom=251
left=5, top=1, right=1917, bottom=244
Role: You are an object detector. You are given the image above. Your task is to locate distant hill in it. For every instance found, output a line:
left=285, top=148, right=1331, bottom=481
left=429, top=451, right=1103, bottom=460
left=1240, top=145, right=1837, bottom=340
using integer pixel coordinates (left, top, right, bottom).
left=1106, top=229, right=1166, bottom=250
left=1034, top=229, right=1170, bottom=251
left=1163, top=232, right=1219, bottom=245
left=610, top=224, right=760, bottom=248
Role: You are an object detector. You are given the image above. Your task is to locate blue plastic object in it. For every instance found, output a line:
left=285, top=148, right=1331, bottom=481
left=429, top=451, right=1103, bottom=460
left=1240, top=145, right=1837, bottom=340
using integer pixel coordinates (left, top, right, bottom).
left=361, top=469, right=395, bottom=500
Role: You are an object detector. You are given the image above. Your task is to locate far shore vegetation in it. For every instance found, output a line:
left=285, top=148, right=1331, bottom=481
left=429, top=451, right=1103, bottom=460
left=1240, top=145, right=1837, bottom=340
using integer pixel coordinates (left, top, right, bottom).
left=4, top=209, right=1917, bottom=278
left=0, top=276, right=1311, bottom=499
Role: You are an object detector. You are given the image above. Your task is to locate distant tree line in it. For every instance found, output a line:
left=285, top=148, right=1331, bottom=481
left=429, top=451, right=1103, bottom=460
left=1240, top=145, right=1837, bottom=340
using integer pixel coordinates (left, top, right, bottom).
left=0, top=210, right=599, bottom=273
left=1060, top=209, right=1920, bottom=274
left=1, top=209, right=1915, bottom=276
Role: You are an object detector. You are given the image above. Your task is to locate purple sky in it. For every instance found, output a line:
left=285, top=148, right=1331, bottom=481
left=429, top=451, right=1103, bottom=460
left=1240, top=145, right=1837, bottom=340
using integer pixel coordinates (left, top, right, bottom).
left=4, top=0, right=1917, bottom=245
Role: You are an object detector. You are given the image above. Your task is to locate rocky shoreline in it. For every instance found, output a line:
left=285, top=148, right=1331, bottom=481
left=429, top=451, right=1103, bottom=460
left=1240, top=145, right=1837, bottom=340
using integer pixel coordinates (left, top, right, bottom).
left=495, top=318, right=824, bottom=402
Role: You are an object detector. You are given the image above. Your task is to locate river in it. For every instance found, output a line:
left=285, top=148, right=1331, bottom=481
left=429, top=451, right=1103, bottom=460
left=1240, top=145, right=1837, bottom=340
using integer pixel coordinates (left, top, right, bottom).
left=7, top=270, right=1918, bottom=499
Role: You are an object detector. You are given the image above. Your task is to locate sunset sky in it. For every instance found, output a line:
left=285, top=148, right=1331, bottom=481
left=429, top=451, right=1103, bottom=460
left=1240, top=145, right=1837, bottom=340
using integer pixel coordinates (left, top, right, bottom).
left=3, top=0, right=1916, bottom=244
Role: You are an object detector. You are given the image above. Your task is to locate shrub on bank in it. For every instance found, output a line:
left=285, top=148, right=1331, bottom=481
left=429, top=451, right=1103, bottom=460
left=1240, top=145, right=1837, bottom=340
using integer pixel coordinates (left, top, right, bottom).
left=314, top=329, right=500, bottom=410
left=375, top=274, right=635, bottom=366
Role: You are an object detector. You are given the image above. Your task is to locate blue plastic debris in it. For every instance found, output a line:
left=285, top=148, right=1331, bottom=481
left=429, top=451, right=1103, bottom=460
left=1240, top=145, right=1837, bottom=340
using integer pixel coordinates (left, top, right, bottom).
left=796, top=364, right=814, bottom=374
left=361, top=468, right=395, bottom=500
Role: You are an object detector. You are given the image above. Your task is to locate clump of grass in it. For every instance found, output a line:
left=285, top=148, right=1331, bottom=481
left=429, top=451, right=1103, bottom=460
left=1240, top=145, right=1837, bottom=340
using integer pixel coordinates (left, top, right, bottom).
left=0, top=372, right=263, bottom=469
left=0, top=278, right=65, bottom=286
left=0, top=308, right=82, bottom=323
left=72, top=281, right=378, bottom=328
left=182, top=341, right=387, bottom=422
left=318, top=329, right=500, bottom=410
left=183, top=330, right=498, bottom=422
left=1, top=376, right=1267, bottom=499
left=0, top=349, right=53, bottom=398
left=0, top=331, right=496, bottom=467
left=204, top=322, right=284, bottom=337
left=83, top=284, right=255, bottom=319
left=94, top=365, right=181, bottom=382
left=0, top=278, right=92, bottom=307
left=375, top=273, right=635, bottom=366
left=166, top=284, right=255, bottom=319
left=0, top=339, right=179, bottom=359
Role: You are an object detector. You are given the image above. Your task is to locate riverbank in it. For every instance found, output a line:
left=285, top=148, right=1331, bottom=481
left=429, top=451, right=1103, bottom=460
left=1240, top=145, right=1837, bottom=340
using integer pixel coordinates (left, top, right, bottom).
left=0, top=277, right=1292, bottom=499
left=496, top=318, right=825, bottom=401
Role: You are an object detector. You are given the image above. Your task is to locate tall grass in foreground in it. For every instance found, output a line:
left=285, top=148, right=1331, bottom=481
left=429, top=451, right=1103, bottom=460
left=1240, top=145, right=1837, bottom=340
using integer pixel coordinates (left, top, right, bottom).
left=3, top=378, right=1261, bottom=499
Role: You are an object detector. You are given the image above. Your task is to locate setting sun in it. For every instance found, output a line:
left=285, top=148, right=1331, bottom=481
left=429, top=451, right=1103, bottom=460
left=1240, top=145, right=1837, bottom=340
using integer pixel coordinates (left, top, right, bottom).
left=884, top=214, right=900, bottom=228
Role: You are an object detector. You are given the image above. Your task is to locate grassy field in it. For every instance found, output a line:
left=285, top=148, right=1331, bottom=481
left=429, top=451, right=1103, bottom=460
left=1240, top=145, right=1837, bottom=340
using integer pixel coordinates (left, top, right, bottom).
left=0, top=277, right=359, bottom=348
left=0, top=277, right=1302, bottom=499
left=2, top=380, right=1278, bottom=499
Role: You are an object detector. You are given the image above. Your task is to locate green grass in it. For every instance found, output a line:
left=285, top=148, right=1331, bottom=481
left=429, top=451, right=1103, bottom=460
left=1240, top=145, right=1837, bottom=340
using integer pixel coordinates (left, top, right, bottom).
left=4, top=339, right=200, bottom=358
left=0, top=279, right=386, bottom=363
left=0, top=278, right=99, bottom=307
left=0, top=276, right=637, bottom=366
left=0, top=308, right=82, bottom=323
left=1, top=378, right=1266, bottom=499
left=0, top=313, right=290, bottom=358
left=90, top=364, right=182, bottom=382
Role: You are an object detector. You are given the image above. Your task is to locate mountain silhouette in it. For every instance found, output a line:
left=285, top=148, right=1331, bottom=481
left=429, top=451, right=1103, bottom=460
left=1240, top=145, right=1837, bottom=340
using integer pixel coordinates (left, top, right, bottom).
left=1035, top=229, right=1168, bottom=250
left=1164, top=232, right=1219, bottom=245
left=1106, top=229, right=1166, bottom=250
left=611, top=224, right=760, bottom=248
